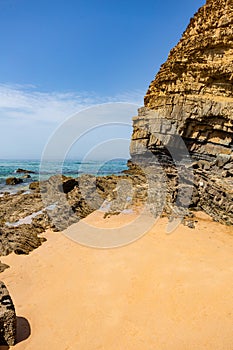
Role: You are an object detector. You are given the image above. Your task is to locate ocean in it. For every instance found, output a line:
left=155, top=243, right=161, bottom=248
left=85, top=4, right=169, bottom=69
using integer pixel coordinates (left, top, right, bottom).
left=0, top=159, right=128, bottom=194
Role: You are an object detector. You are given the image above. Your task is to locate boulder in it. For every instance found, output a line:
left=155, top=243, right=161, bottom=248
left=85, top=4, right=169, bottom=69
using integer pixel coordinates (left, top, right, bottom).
left=5, top=177, right=23, bottom=186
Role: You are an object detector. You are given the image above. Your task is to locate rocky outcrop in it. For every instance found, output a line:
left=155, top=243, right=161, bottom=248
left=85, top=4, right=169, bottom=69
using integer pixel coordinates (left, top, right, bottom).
left=0, top=191, right=44, bottom=225
left=16, top=168, right=35, bottom=174
left=37, top=174, right=127, bottom=231
left=0, top=226, right=46, bottom=256
left=130, top=0, right=233, bottom=224
left=5, top=177, right=23, bottom=186
left=0, top=174, right=137, bottom=256
left=0, top=282, right=16, bottom=346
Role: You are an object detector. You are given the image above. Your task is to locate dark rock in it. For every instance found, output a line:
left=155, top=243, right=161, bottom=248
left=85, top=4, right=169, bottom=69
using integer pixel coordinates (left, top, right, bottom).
left=16, top=168, right=35, bottom=174
left=183, top=219, right=196, bottom=229
left=22, top=174, right=31, bottom=179
left=0, top=281, right=16, bottom=346
left=58, top=177, right=78, bottom=194
left=0, top=262, right=9, bottom=273
left=5, top=177, right=23, bottom=186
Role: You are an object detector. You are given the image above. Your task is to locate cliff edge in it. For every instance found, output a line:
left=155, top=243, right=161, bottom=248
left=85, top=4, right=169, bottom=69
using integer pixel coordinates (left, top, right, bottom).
left=130, top=0, right=233, bottom=225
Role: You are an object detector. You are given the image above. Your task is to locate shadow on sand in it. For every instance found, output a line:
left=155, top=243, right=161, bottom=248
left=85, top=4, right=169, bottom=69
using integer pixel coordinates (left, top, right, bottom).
left=16, top=316, right=31, bottom=344
left=0, top=316, right=31, bottom=349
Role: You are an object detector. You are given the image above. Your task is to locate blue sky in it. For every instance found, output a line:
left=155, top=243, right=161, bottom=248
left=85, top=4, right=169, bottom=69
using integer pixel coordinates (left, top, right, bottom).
left=0, top=0, right=205, bottom=159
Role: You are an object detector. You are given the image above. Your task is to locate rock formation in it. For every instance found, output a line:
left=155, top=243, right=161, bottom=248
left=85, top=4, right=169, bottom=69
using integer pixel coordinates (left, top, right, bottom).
left=130, top=0, right=233, bottom=224
left=0, top=174, right=141, bottom=257
left=0, top=226, right=46, bottom=256
left=5, top=177, right=23, bottom=186
left=16, top=168, right=35, bottom=174
left=0, top=282, right=16, bottom=346
left=0, top=262, right=9, bottom=273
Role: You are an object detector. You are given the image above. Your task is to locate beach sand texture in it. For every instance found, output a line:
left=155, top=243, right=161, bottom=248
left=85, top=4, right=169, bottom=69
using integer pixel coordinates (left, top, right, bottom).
left=1, top=210, right=233, bottom=350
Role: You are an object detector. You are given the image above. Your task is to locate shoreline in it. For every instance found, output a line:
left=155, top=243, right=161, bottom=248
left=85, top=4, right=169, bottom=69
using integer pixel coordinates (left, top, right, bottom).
left=0, top=159, right=129, bottom=195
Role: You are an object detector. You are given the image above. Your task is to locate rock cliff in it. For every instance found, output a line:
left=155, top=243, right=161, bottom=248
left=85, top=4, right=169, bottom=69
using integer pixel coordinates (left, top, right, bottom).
left=130, top=0, right=233, bottom=224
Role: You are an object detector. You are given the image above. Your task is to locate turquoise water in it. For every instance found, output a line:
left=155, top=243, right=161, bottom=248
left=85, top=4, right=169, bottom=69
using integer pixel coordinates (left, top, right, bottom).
left=0, top=159, right=128, bottom=193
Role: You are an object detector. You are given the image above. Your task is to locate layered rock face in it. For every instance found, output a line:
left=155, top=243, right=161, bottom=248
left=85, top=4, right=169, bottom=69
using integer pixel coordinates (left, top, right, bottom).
left=130, top=0, right=233, bottom=224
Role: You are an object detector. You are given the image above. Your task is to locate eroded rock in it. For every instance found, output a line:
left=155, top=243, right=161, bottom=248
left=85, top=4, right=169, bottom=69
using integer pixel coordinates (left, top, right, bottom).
left=0, top=226, right=46, bottom=256
left=0, top=282, right=16, bottom=346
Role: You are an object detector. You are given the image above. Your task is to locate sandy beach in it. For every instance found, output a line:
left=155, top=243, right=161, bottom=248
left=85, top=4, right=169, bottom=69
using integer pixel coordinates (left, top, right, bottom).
left=1, top=210, right=233, bottom=350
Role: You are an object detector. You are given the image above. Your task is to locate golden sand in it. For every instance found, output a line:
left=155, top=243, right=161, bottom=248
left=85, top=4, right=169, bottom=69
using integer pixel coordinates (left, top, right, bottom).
left=1, top=211, right=233, bottom=350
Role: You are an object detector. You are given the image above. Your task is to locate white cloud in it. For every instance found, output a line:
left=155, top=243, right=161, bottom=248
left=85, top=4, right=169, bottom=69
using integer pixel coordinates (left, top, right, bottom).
left=0, top=83, right=143, bottom=158
left=0, top=83, right=143, bottom=124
